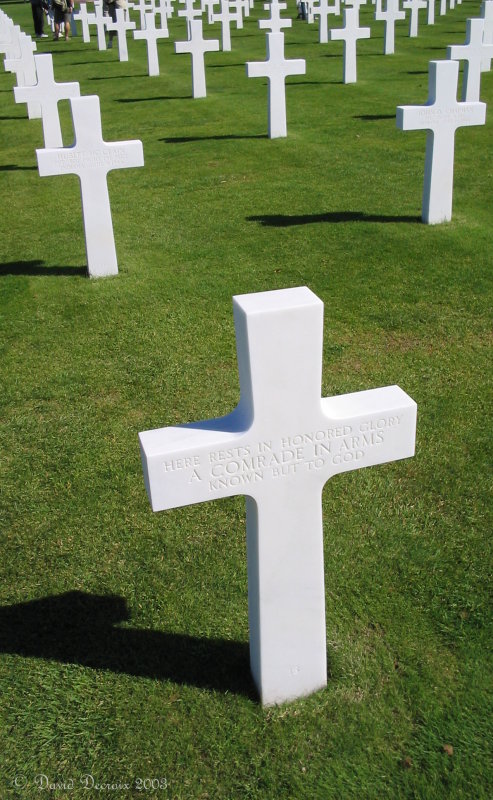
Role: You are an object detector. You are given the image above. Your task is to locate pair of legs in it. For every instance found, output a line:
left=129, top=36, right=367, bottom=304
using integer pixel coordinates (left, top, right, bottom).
left=53, top=8, right=71, bottom=41
left=30, top=2, right=45, bottom=37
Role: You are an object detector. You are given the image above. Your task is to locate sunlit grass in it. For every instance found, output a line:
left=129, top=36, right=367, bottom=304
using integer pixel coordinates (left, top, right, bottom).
left=0, top=1, right=491, bottom=798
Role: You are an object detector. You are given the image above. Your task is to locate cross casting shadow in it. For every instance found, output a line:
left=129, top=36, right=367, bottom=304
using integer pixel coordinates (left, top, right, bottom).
left=0, top=115, right=26, bottom=121
left=408, top=70, right=428, bottom=75
left=0, top=260, right=86, bottom=277
left=0, top=592, right=255, bottom=698
left=354, top=114, right=396, bottom=121
left=248, top=211, right=421, bottom=226
left=117, top=95, right=190, bottom=103
left=0, top=163, right=38, bottom=171
left=161, top=133, right=266, bottom=143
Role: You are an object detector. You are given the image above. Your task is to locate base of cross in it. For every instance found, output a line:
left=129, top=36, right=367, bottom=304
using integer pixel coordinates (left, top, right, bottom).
left=139, top=287, right=417, bottom=705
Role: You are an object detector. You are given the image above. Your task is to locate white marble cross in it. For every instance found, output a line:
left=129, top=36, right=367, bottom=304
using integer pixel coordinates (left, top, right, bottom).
left=246, top=31, right=305, bottom=138
left=439, top=0, right=446, bottom=15
left=4, top=32, right=36, bottom=88
left=89, top=3, right=108, bottom=50
left=0, top=9, right=10, bottom=36
left=426, top=0, right=435, bottom=25
left=305, top=0, right=315, bottom=24
left=328, top=7, right=370, bottom=83
left=134, top=12, right=169, bottom=76
left=396, top=60, right=486, bottom=224
left=14, top=53, right=80, bottom=148
left=139, top=286, right=417, bottom=706
left=175, top=19, right=219, bottom=97
left=448, top=17, right=493, bottom=101
left=36, top=96, right=144, bottom=277
left=259, top=0, right=292, bottom=34
left=229, top=0, right=245, bottom=28
left=74, top=4, right=93, bottom=43
left=0, top=23, right=22, bottom=63
left=106, top=7, right=136, bottom=61
left=312, top=0, right=339, bottom=44
left=481, top=0, right=493, bottom=71
left=134, top=0, right=156, bottom=29
left=402, top=0, right=427, bottom=38
left=157, top=0, right=175, bottom=22
left=178, top=0, right=203, bottom=35
left=213, top=0, right=235, bottom=52
left=375, top=0, right=405, bottom=54
left=203, top=0, right=219, bottom=24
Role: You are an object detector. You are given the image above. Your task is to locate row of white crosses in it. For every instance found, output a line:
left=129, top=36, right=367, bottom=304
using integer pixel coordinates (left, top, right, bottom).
left=0, top=15, right=40, bottom=112
left=74, top=0, right=461, bottom=93
left=75, top=0, right=247, bottom=62
left=1, top=9, right=144, bottom=278
left=311, top=0, right=465, bottom=67
left=75, top=0, right=466, bottom=69
left=129, top=0, right=303, bottom=110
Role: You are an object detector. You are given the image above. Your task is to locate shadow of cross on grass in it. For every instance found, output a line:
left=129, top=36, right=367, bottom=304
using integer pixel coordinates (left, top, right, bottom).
left=0, top=592, right=255, bottom=698
left=247, top=211, right=421, bottom=226
left=0, top=260, right=86, bottom=277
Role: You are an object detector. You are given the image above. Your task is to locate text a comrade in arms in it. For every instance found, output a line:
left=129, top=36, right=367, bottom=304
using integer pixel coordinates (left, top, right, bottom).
left=56, top=148, right=129, bottom=169
left=162, top=414, right=405, bottom=475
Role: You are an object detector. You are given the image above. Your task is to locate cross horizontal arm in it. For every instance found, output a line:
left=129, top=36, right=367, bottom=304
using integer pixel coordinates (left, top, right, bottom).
left=140, top=288, right=416, bottom=512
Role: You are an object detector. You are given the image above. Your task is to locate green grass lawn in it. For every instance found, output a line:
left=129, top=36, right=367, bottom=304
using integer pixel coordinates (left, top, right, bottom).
left=0, top=0, right=492, bottom=797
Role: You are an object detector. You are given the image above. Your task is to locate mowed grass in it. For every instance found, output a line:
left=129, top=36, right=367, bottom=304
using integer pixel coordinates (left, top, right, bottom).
left=0, top=0, right=492, bottom=797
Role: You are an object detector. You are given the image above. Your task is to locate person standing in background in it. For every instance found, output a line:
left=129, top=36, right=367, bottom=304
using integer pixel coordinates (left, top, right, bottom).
left=52, top=0, right=74, bottom=41
left=30, top=0, right=49, bottom=38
